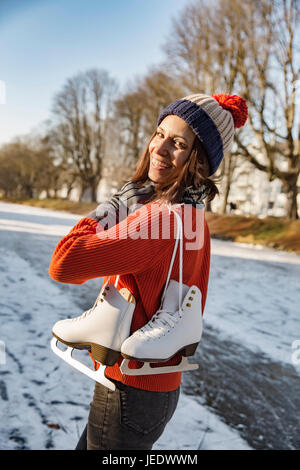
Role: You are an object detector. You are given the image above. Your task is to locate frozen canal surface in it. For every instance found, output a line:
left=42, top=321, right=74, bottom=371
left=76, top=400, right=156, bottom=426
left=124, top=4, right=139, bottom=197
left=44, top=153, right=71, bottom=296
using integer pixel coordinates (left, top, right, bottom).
left=0, top=201, right=299, bottom=450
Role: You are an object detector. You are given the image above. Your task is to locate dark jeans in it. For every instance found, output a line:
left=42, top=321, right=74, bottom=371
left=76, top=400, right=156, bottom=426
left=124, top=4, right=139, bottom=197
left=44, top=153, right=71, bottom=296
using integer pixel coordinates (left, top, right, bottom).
left=75, top=380, right=180, bottom=450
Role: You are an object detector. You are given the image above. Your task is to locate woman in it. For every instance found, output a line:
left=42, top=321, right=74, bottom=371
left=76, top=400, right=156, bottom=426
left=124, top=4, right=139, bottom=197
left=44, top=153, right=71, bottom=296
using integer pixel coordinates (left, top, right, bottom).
left=49, top=92, right=248, bottom=450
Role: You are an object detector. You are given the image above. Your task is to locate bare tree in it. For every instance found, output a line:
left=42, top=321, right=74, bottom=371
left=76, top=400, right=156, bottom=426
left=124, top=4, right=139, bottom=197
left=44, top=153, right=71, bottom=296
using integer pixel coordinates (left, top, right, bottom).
left=51, top=69, right=118, bottom=202
left=114, top=89, right=145, bottom=167
left=0, top=148, right=20, bottom=198
left=0, top=137, right=58, bottom=199
left=138, top=68, right=185, bottom=136
left=163, top=0, right=300, bottom=218
left=112, top=69, right=184, bottom=172
left=43, top=124, right=80, bottom=198
left=232, top=0, right=300, bottom=219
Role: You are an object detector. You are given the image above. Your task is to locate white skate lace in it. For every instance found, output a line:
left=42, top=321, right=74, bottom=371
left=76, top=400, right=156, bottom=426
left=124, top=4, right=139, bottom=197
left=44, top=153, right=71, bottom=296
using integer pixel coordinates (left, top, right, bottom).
left=71, top=307, right=92, bottom=321
left=70, top=278, right=120, bottom=323
left=138, top=308, right=183, bottom=338
left=71, top=295, right=101, bottom=321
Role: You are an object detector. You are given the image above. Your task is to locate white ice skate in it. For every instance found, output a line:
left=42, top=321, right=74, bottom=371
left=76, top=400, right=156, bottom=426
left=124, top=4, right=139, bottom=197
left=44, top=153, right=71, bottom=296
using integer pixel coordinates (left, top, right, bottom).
left=51, top=275, right=135, bottom=391
left=120, top=207, right=202, bottom=376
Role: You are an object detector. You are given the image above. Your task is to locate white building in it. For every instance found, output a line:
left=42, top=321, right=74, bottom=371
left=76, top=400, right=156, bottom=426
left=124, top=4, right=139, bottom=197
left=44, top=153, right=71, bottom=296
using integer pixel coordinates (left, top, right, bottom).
left=212, top=148, right=299, bottom=218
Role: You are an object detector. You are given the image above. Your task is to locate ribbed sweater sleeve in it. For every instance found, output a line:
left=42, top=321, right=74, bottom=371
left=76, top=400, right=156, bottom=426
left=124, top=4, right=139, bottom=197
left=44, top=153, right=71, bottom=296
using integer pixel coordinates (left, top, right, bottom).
left=49, top=203, right=176, bottom=285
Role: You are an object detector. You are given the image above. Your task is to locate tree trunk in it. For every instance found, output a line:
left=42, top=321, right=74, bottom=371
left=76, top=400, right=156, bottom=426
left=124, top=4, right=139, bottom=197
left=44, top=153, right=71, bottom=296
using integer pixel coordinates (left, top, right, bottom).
left=66, top=179, right=76, bottom=199
left=221, top=180, right=230, bottom=214
left=78, top=183, right=87, bottom=202
left=286, top=185, right=299, bottom=220
left=90, top=181, right=98, bottom=203
left=220, top=154, right=237, bottom=214
left=23, top=184, right=34, bottom=199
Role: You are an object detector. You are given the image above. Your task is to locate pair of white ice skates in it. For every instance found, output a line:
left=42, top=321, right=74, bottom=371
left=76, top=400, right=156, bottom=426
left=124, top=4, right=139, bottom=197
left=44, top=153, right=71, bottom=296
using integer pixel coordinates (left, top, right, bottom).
left=51, top=209, right=203, bottom=391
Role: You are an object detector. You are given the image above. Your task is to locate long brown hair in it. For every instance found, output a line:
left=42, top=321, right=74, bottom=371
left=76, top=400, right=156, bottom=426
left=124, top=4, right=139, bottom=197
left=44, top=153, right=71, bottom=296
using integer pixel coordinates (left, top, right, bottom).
left=129, top=132, right=219, bottom=205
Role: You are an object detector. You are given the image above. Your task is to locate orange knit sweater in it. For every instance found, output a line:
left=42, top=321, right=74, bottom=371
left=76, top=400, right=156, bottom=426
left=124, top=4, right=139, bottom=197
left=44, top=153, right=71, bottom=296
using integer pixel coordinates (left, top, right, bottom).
left=49, top=202, right=211, bottom=392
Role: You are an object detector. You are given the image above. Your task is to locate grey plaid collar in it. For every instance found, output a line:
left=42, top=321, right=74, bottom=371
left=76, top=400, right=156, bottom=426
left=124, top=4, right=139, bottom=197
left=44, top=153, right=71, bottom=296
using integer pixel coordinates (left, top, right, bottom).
left=144, top=180, right=208, bottom=208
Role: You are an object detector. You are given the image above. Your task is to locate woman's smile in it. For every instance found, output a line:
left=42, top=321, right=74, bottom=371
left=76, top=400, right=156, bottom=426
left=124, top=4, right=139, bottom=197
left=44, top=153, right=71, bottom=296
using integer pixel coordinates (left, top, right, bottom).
left=151, top=157, right=172, bottom=171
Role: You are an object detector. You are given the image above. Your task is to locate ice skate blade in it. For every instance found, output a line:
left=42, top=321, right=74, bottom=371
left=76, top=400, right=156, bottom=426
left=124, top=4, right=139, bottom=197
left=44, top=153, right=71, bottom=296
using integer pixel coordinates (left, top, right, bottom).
left=50, top=338, right=116, bottom=391
left=51, top=332, right=120, bottom=366
left=120, top=356, right=199, bottom=376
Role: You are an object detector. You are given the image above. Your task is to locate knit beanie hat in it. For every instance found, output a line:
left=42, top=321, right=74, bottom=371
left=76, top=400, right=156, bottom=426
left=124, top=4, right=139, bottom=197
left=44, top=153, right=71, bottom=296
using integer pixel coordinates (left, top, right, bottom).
left=157, top=93, right=248, bottom=176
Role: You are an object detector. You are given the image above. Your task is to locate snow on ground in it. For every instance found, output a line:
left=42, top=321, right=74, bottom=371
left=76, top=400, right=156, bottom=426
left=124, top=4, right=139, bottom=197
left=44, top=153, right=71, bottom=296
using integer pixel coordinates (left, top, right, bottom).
left=0, top=201, right=299, bottom=450
left=205, top=239, right=300, bottom=366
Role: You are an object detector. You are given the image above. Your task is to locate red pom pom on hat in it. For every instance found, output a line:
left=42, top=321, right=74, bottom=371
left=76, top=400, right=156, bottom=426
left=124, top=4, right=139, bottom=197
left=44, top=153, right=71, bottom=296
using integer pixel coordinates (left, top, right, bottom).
left=211, top=93, right=248, bottom=128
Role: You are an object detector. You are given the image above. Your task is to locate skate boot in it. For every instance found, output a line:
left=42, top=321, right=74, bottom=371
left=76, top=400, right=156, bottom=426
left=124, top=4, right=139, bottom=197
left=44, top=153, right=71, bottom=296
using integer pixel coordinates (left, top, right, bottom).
left=120, top=206, right=202, bottom=376
left=120, top=279, right=202, bottom=376
left=51, top=277, right=135, bottom=390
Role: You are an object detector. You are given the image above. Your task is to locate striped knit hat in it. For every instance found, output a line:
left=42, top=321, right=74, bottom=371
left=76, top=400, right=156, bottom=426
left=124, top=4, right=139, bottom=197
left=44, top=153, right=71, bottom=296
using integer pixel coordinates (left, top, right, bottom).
left=157, top=93, right=248, bottom=175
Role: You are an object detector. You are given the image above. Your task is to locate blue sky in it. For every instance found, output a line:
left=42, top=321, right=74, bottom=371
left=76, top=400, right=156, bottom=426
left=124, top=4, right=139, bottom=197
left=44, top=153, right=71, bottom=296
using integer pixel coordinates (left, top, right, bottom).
left=0, top=0, right=191, bottom=145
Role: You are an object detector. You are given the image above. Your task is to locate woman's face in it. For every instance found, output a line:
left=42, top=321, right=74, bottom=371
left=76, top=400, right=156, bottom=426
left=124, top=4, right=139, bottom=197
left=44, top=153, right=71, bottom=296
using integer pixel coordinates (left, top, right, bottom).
left=148, top=115, right=195, bottom=183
